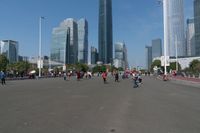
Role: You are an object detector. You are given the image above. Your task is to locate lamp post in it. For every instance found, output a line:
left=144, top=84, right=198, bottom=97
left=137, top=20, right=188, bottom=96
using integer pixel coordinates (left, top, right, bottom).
left=39, top=16, right=45, bottom=78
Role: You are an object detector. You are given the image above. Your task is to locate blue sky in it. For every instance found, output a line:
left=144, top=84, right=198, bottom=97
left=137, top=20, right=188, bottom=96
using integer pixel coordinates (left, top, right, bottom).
left=0, top=0, right=193, bottom=68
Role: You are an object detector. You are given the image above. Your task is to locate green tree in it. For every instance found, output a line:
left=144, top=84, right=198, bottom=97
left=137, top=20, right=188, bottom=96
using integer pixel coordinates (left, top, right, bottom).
left=7, top=61, right=31, bottom=76
left=151, top=60, right=161, bottom=71
left=189, top=60, right=200, bottom=72
left=75, top=63, right=89, bottom=72
left=168, top=62, right=181, bottom=71
left=189, top=60, right=200, bottom=73
left=0, top=54, right=9, bottom=71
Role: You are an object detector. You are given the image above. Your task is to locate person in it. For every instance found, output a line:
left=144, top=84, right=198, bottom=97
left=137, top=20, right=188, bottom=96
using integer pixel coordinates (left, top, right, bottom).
left=67, top=71, right=71, bottom=80
left=115, top=72, right=119, bottom=82
left=63, top=72, right=67, bottom=81
left=0, top=71, right=6, bottom=85
left=138, top=74, right=142, bottom=84
left=132, top=73, right=138, bottom=88
left=102, top=72, right=107, bottom=84
left=77, top=71, right=81, bottom=81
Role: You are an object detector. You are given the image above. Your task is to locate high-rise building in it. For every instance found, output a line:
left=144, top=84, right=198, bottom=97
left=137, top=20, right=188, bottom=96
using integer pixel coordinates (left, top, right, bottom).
left=0, top=40, right=18, bottom=63
left=163, top=0, right=185, bottom=57
left=78, top=19, right=88, bottom=64
left=152, top=39, right=162, bottom=59
left=194, top=0, right=200, bottom=56
left=113, top=42, right=128, bottom=69
left=98, top=0, right=113, bottom=64
left=186, top=19, right=195, bottom=56
left=145, top=46, right=152, bottom=70
left=91, top=46, right=98, bottom=64
left=51, top=18, right=78, bottom=65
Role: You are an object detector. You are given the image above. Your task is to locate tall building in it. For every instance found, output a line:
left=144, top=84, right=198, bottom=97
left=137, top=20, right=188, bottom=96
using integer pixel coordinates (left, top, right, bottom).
left=51, top=18, right=78, bottom=65
left=91, top=46, right=98, bottom=64
left=186, top=19, right=195, bottom=56
left=0, top=40, right=18, bottom=63
left=98, top=0, right=113, bottom=64
left=113, top=42, right=128, bottom=69
left=163, top=0, right=185, bottom=57
left=78, top=19, right=88, bottom=64
left=152, top=39, right=162, bottom=59
left=194, top=0, right=200, bottom=55
left=145, top=46, right=152, bottom=70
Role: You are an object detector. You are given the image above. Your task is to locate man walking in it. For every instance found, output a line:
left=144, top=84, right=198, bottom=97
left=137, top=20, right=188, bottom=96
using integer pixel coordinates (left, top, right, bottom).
left=0, top=71, right=6, bottom=85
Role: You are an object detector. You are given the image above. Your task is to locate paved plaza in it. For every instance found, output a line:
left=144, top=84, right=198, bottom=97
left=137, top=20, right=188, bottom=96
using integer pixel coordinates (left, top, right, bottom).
left=0, top=76, right=200, bottom=133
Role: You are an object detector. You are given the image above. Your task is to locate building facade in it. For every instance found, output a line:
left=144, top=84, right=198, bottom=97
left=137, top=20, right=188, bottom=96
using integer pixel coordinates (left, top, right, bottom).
left=145, top=46, right=152, bottom=70
left=98, top=0, right=113, bottom=64
left=51, top=18, right=78, bottom=65
left=0, top=40, right=18, bottom=63
left=91, top=46, right=98, bottom=65
left=194, top=0, right=200, bottom=56
left=113, top=42, right=128, bottom=69
left=152, top=39, right=162, bottom=59
left=78, top=19, right=88, bottom=64
left=163, top=0, right=186, bottom=57
left=186, top=19, right=195, bottom=56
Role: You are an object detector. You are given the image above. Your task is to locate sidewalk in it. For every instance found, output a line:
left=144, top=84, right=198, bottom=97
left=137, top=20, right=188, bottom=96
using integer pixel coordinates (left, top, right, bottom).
left=157, top=75, right=200, bottom=88
left=170, top=76, right=200, bottom=88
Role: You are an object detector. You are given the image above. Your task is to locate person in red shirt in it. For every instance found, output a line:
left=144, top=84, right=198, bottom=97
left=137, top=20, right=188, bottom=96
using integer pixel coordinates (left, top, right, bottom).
left=102, top=72, right=107, bottom=84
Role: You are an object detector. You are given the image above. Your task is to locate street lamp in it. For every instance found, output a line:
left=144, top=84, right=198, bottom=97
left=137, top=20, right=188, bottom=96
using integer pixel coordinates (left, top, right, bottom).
left=39, top=16, right=45, bottom=78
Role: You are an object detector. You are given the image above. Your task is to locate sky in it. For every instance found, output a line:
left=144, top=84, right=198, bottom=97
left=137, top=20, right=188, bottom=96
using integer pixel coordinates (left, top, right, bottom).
left=0, top=0, right=193, bottom=68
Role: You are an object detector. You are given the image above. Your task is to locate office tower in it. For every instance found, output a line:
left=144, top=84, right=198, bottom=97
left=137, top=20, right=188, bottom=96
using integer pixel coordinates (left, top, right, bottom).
left=98, top=0, right=113, bottom=64
left=163, top=0, right=185, bottom=57
left=114, top=42, right=128, bottom=69
left=186, top=19, right=195, bottom=56
left=194, top=0, right=200, bottom=55
left=91, top=46, right=98, bottom=64
left=152, top=39, right=162, bottom=59
left=78, top=19, right=88, bottom=64
left=51, top=18, right=78, bottom=65
left=0, top=40, right=18, bottom=63
left=145, top=46, right=152, bottom=70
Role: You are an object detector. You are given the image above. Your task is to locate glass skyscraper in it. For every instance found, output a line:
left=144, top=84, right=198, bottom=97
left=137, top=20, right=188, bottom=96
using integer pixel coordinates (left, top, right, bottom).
left=78, top=19, right=88, bottom=64
left=145, top=46, right=152, bottom=70
left=163, top=0, right=185, bottom=57
left=51, top=18, right=78, bottom=65
left=152, top=39, right=162, bottom=59
left=98, top=0, right=113, bottom=64
left=186, top=19, right=195, bottom=56
left=91, top=46, right=98, bottom=65
left=114, top=42, right=128, bottom=69
left=0, top=40, right=18, bottom=63
left=194, top=0, right=200, bottom=56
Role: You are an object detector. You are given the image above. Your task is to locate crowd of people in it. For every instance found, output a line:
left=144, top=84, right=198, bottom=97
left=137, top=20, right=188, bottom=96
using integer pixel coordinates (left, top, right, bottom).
left=0, top=68, right=144, bottom=88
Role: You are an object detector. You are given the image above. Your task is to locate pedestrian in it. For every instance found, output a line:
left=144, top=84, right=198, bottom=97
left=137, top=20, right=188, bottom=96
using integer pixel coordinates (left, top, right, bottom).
left=77, top=71, right=81, bottom=81
left=102, top=72, right=107, bottom=84
left=0, top=71, right=6, bottom=85
left=115, top=72, right=119, bottom=82
left=63, top=72, right=67, bottom=81
left=132, top=73, right=138, bottom=88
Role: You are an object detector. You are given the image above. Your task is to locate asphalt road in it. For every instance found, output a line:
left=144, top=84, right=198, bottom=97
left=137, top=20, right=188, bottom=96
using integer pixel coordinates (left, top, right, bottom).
left=0, top=76, right=200, bottom=133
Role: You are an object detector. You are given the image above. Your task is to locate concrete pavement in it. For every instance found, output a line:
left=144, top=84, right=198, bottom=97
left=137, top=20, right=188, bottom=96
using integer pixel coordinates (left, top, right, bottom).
left=0, top=76, right=200, bottom=133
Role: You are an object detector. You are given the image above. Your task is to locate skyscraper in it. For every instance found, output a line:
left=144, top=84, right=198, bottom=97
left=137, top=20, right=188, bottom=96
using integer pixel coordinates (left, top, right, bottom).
left=78, top=19, right=88, bottom=64
left=51, top=18, right=78, bottom=65
left=98, top=0, right=113, bottom=64
left=0, top=40, right=18, bottom=63
left=163, top=0, right=185, bottom=57
left=152, top=39, right=162, bottom=59
left=114, top=42, right=128, bottom=69
left=194, top=0, right=200, bottom=56
left=145, top=46, right=152, bottom=70
left=186, top=19, right=195, bottom=56
left=91, top=46, right=98, bottom=64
